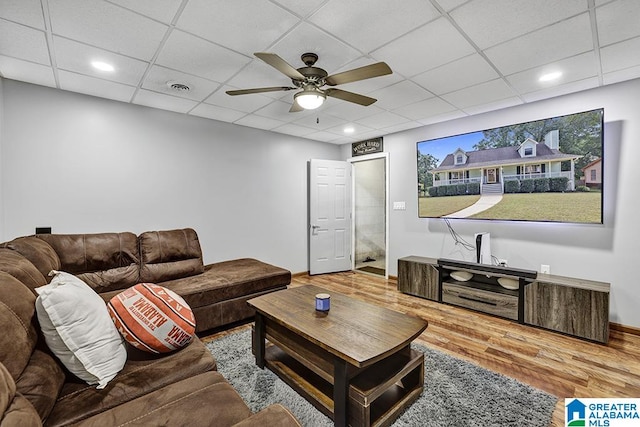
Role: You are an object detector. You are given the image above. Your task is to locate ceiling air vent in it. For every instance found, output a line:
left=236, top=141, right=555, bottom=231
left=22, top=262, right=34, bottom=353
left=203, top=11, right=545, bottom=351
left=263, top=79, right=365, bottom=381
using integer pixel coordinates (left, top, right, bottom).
left=167, top=81, right=191, bottom=92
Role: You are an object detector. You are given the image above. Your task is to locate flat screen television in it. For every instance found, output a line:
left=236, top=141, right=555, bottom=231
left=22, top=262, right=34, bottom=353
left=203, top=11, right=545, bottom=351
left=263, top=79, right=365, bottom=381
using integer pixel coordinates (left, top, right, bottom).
left=417, top=108, right=603, bottom=224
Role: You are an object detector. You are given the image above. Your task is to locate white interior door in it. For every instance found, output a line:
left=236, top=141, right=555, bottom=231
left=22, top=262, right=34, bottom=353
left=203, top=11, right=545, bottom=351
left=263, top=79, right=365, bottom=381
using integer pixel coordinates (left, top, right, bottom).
left=309, top=159, right=352, bottom=275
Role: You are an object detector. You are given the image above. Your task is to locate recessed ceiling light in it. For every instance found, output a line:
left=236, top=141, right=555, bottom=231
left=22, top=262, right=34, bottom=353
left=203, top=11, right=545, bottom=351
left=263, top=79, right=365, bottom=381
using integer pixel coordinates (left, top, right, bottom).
left=539, top=71, right=562, bottom=82
left=344, top=126, right=355, bottom=134
left=91, top=61, right=114, bottom=72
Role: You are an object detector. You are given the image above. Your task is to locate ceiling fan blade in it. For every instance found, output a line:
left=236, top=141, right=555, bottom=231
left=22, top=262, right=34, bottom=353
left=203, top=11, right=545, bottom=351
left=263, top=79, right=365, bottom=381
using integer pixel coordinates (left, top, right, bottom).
left=325, top=88, right=377, bottom=106
left=226, top=86, right=295, bottom=96
left=289, top=102, right=304, bottom=113
left=325, top=62, right=392, bottom=86
left=254, top=52, right=306, bottom=81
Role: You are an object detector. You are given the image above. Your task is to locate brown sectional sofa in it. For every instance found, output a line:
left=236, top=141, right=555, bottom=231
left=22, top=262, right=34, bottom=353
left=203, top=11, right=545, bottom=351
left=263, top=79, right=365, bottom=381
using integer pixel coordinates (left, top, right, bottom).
left=0, top=228, right=298, bottom=426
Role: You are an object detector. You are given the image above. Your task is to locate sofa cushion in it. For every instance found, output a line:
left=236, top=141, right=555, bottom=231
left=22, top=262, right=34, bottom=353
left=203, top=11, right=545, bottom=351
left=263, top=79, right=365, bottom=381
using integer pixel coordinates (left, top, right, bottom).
left=108, top=283, right=196, bottom=353
left=139, top=228, right=204, bottom=283
left=0, top=363, right=41, bottom=427
left=3, top=236, right=61, bottom=281
left=0, top=271, right=39, bottom=381
left=35, top=271, right=126, bottom=389
left=67, top=371, right=252, bottom=427
left=0, top=248, right=47, bottom=293
left=159, top=258, right=291, bottom=309
left=36, top=232, right=140, bottom=293
left=15, top=349, right=65, bottom=422
left=46, top=337, right=216, bottom=426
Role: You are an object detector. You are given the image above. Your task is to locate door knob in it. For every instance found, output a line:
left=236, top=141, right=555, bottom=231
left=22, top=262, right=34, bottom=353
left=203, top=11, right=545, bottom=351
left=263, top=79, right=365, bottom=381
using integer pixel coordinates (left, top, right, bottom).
left=311, top=225, right=320, bottom=235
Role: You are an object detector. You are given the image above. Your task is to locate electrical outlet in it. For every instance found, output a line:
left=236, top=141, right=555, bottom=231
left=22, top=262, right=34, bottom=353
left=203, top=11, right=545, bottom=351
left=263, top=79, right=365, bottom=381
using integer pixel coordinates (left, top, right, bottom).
left=498, top=259, right=508, bottom=266
left=541, top=264, right=551, bottom=274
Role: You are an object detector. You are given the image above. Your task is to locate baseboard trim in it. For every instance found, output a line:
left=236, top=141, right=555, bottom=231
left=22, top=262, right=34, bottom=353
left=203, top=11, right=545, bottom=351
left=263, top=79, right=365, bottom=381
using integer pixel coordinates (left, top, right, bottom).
left=610, top=322, right=640, bottom=336
left=291, top=271, right=309, bottom=278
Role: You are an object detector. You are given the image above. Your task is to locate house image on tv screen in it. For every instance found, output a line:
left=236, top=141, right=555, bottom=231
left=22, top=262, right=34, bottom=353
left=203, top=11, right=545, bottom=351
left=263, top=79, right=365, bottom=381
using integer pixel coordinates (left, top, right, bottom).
left=581, top=158, right=602, bottom=189
left=430, top=130, right=581, bottom=195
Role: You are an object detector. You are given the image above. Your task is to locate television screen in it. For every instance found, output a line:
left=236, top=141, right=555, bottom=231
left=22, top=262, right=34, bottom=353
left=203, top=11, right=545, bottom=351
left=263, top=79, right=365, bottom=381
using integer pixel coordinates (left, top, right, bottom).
left=417, top=108, right=603, bottom=224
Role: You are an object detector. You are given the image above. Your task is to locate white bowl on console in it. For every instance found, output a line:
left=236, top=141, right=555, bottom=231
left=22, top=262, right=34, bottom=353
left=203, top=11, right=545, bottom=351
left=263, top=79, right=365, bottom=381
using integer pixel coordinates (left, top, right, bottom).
left=497, top=277, right=519, bottom=290
left=450, top=271, right=473, bottom=282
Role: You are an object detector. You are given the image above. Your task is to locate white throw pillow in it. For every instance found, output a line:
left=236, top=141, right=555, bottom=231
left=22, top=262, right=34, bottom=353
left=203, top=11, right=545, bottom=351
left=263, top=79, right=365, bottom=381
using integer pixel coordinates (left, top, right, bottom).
left=35, top=271, right=126, bottom=389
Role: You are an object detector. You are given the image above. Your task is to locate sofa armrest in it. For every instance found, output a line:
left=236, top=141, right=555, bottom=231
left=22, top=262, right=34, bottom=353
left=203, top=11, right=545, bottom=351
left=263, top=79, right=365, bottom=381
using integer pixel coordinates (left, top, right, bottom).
left=232, top=404, right=302, bottom=427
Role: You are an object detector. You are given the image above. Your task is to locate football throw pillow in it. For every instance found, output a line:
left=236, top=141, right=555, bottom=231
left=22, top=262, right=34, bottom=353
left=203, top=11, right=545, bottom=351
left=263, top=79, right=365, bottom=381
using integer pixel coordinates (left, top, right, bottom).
left=107, top=283, right=196, bottom=353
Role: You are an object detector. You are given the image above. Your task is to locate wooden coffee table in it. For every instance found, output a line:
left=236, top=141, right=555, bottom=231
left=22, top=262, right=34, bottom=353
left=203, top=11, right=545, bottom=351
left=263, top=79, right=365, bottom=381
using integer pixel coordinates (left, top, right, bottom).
left=247, top=285, right=428, bottom=427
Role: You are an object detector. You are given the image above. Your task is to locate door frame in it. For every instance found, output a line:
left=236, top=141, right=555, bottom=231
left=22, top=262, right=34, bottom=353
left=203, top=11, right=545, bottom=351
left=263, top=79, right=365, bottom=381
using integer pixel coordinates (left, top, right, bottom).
left=348, top=152, right=389, bottom=279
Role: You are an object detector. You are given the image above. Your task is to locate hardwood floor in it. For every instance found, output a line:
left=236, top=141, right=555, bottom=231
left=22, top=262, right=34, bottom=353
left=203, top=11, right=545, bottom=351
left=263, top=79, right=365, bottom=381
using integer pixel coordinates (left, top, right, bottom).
left=204, top=271, right=640, bottom=427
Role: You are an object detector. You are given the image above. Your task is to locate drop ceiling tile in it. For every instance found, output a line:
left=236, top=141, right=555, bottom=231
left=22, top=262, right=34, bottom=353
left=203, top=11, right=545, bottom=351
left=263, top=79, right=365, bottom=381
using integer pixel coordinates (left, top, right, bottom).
left=324, top=122, right=374, bottom=137
left=435, top=0, right=470, bottom=12
left=268, top=22, right=361, bottom=75
left=53, top=36, right=148, bottom=86
left=349, top=130, right=383, bottom=142
left=441, top=78, right=516, bottom=109
left=506, top=51, right=598, bottom=95
left=323, top=103, right=385, bottom=122
left=0, top=0, right=45, bottom=29
left=133, top=89, right=198, bottom=113
left=417, top=110, right=467, bottom=126
left=189, top=103, right=247, bottom=122
left=451, top=0, right=586, bottom=49
left=596, top=0, right=640, bottom=46
left=367, top=80, right=434, bottom=110
left=106, top=0, right=184, bottom=24
left=380, top=121, right=423, bottom=135
left=0, top=55, right=55, bottom=87
left=271, top=122, right=318, bottom=137
left=142, top=65, right=220, bottom=101
left=58, top=70, right=136, bottom=102
left=156, top=30, right=251, bottom=82
left=371, top=18, right=476, bottom=78
left=0, top=19, right=49, bottom=65
left=603, top=64, right=640, bottom=85
left=484, top=13, right=593, bottom=76
left=49, top=0, right=168, bottom=60
left=234, top=114, right=287, bottom=131
left=176, top=0, right=299, bottom=56
left=521, top=77, right=599, bottom=103
left=600, top=36, right=640, bottom=73
left=355, top=111, right=410, bottom=129
left=462, top=96, right=522, bottom=116
left=293, top=110, right=348, bottom=130
left=392, top=97, right=457, bottom=121
left=304, top=130, right=343, bottom=143
left=412, top=54, right=499, bottom=95
left=270, top=0, right=326, bottom=17
left=253, top=100, right=298, bottom=121
left=309, top=0, right=440, bottom=52
left=205, top=85, right=274, bottom=113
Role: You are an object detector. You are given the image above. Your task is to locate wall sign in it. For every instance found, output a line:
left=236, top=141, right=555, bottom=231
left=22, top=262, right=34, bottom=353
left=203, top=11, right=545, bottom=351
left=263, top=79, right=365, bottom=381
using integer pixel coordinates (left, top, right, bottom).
left=352, top=137, right=383, bottom=156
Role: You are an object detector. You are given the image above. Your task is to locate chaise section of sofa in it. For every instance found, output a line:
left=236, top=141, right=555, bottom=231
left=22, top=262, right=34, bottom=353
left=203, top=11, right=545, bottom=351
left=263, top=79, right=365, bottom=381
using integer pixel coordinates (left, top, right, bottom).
left=31, top=227, right=291, bottom=332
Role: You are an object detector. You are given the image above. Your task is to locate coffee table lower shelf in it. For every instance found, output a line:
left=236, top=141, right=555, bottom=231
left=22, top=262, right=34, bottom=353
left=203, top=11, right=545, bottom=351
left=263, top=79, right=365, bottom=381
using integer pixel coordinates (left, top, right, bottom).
left=263, top=343, right=424, bottom=427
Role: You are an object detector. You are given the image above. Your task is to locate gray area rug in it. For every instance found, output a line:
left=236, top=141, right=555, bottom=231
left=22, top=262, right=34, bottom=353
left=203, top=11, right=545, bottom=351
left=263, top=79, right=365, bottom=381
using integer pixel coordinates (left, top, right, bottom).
left=205, top=329, right=556, bottom=426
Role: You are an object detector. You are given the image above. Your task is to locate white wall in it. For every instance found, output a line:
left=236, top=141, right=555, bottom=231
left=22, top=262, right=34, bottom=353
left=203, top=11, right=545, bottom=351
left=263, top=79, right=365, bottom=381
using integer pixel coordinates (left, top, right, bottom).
left=346, top=78, right=639, bottom=327
left=0, top=80, right=341, bottom=273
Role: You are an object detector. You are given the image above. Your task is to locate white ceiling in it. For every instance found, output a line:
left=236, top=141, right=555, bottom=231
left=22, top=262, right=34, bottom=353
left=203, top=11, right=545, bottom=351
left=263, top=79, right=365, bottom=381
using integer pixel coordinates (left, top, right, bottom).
left=1, top=0, right=639, bottom=144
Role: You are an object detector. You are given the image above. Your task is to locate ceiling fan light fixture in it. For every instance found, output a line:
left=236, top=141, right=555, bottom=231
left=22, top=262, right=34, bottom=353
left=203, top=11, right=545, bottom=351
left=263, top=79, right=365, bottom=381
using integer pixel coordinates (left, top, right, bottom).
left=294, top=89, right=325, bottom=110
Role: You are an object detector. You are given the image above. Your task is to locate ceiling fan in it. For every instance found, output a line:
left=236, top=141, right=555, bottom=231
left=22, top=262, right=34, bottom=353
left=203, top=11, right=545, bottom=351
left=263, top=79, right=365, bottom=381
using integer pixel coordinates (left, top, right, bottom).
left=226, top=52, right=392, bottom=112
